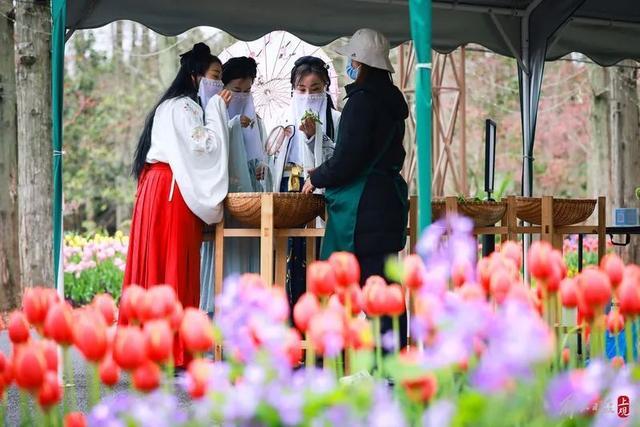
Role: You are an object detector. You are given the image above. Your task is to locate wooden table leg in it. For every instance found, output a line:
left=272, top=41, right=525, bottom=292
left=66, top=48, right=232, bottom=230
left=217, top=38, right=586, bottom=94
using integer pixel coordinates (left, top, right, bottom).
left=214, top=219, right=225, bottom=298
left=214, top=219, right=224, bottom=362
left=305, top=220, right=317, bottom=289
left=506, top=195, right=517, bottom=242
left=541, top=196, right=553, bottom=246
left=275, top=237, right=287, bottom=290
left=260, top=194, right=275, bottom=285
left=597, top=196, right=606, bottom=262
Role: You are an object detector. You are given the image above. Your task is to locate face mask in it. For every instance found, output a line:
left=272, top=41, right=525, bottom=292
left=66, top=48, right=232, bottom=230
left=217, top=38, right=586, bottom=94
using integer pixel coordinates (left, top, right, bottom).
left=198, top=78, right=224, bottom=109
left=227, top=92, right=252, bottom=118
left=292, top=92, right=326, bottom=121
left=346, top=62, right=360, bottom=80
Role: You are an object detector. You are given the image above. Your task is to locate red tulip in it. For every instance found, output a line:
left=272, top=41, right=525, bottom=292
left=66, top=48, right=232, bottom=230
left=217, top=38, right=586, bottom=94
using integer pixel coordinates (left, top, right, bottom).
left=451, top=259, right=472, bottom=288
left=169, top=302, right=184, bottom=331
left=600, top=254, right=624, bottom=288
left=545, top=251, right=565, bottom=293
left=346, top=317, right=374, bottom=350
left=186, top=358, right=214, bottom=399
left=284, top=329, right=303, bottom=367
left=3, top=359, right=13, bottom=387
left=384, top=284, right=405, bottom=316
left=268, top=287, right=290, bottom=323
left=113, top=326, right=147, bottom=370
left=337, top=284, right=364, bottom=315
left=92, top=293, right=117, bottom=325
left=490, top=269, right=511, bottom=304
left=8, top=311, right=30, bottom=344
left=307, top=261, right=337, bottom=297
left=617, top=280, right=640, bottom=317
left=401, top=373, right=438, bottom=404
left=560, top=278, right=580, bottom=308
left=0, top=352, right=5, bottom=373
left=40, top=340, right=58, bottom=373
left=38, top=370, right=62, bottom=407
left=44, top=301, right=75, bottom=346
left=327, top=294, right=344, bottom=313
left=579, top=267, right=612, bottom=309
left=13, top=343, right=47, bottom=390
left=99, top=353, right=120, bottom=387
left=477, top=257, right=493, bottom=294
left=22, top=288, right=58, bottom=327
left=74, top=309, right=108, bottom=362
left=457, top=283, right=486, bottom=301
left=293, top=293, right=320, bottom=333
left=180, top=308, right=214, bottom=354
left=144, top=320, right=173, bottom=364
left=501, top=241, right=522, bottom=269
left=507, top=283, right=535, bottom=308
left=64, top=412, right=88, bottom=427
left=529, top=241, right=553, bottom=280
left=362, top=276, right=387, bottom=317
left=328, top=252, right=360, bottom=287
left=132, top=360, right=160, bottom=392
left=403, top=255, right=426, bottom=291
left=139, top=285, right=177, bottom=322
left=307, top=309, right=345, bottom=356
left=606, top=310, right=625, bottom=334
left=119, top=285, right=146, bottom=323
left=561, top=348, right=570, bottom=365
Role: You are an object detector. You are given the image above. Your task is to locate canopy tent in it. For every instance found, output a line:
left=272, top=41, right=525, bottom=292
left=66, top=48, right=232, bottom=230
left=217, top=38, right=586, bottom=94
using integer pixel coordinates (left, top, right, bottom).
left=52, top=0, right=640, bottom=286
left=51, top=0, right=432, bottom=287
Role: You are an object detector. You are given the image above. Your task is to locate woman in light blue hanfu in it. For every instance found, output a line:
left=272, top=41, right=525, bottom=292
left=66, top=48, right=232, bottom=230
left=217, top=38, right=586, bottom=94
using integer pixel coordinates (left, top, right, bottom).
left=200, top=56, right=269, bottom=316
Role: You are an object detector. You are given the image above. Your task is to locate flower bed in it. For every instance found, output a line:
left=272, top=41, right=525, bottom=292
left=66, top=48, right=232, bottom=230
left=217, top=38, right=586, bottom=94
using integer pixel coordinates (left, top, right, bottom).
left=63, top=232, right=127, bottom=305
left=3, top=218, right=637, bottom=426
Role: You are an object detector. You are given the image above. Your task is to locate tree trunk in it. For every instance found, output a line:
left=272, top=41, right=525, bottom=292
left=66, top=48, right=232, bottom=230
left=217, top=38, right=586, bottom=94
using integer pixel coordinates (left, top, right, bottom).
left=0, top=5, right=21, bottom=309
left=609, top=62, right=640, bottom=263
left=587, top=67, right=611, bottom=210
left=15, top=0, right=53, bottom=286
left=158, top=35, right=179, bottom=87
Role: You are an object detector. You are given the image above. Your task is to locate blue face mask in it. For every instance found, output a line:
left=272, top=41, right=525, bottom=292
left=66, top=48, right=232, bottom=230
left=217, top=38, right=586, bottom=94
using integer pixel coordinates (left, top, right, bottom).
left=346, top=62, right=360, bottom=80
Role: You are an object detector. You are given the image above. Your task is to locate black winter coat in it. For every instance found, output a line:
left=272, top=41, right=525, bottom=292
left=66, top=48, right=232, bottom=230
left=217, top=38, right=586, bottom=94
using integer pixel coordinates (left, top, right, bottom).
left=310, top=70, right=409, bottom=256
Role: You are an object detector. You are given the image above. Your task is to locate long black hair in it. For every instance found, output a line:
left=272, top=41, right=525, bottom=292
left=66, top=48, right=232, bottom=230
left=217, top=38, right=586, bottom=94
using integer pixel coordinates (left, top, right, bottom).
left=290, top=56, right=335, bottom=140
left=132, top=43, right=218, bottom=179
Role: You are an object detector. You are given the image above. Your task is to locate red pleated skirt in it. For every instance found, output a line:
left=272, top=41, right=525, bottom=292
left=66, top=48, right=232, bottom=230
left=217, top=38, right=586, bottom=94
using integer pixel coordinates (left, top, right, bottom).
left=120, top=162, right=204, bottom=366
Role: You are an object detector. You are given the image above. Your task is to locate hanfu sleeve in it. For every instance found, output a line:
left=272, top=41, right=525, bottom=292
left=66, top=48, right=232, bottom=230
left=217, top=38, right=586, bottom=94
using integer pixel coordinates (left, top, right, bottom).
left=179, top=97, right=227, bottom=154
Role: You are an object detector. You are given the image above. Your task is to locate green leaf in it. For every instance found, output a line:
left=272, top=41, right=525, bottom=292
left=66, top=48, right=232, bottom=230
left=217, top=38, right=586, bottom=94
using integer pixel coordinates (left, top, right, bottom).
left=384, top=258, right=404, bottom=284
left=350, top=350, right=374, bottom=374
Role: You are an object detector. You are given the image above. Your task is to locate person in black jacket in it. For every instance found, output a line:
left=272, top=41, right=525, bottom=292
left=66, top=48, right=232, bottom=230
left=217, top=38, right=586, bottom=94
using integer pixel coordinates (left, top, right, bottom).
left=303, top=28, right=409, bottom=347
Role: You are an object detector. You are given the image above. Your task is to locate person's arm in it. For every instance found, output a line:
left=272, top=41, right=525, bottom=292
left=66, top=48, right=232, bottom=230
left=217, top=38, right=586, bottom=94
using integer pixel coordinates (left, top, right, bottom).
left=309, top=92, right=374, bottom=189
left=180, top=97, right=227, bottom=154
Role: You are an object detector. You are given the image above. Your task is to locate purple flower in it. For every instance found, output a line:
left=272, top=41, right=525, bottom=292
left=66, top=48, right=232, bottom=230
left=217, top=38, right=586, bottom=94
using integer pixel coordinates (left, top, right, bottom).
left=593, top=367, right=638, bottom=427
left=422, top=399, right=455, bottom=427
left=545, top=360, right=611, bottom=418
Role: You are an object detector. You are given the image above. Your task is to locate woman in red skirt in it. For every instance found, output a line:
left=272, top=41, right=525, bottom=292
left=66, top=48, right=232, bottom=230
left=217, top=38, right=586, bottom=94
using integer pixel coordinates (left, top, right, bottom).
left=121, top=43, right=232, bottom=366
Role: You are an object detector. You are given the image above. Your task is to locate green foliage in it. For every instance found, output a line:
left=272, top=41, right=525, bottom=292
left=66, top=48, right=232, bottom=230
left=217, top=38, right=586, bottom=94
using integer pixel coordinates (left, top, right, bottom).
left=64, top=260, right=123, bottom=306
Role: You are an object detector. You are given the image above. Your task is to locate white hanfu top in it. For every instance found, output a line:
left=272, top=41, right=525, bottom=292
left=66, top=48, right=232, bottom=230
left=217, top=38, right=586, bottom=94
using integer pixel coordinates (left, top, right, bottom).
left=146, top=95, right=229, bottom=225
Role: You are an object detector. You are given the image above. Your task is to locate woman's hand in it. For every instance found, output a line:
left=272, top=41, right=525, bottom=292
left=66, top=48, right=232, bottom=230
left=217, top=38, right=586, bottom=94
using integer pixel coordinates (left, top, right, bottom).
left=240, top=115, right=253, bottom=128
left=300, top=117, right=316, bottom=139
left=219, top=89, right=232, bottom=107
left=302, top=179, right=316, bottom=194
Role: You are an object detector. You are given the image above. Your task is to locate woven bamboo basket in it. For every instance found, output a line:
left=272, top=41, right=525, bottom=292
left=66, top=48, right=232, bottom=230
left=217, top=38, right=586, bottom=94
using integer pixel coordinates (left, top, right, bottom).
left=224, top=192, right=325, bottom=228
left=515, top=197, right=596, bottom=226
left=431, top=199, right=507, bottom=226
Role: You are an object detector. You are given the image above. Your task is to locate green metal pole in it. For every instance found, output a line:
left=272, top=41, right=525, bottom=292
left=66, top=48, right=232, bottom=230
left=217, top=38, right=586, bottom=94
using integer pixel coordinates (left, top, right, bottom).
left=51, top=0, right=65, bottom=293
left=409, top=0, right=432, bottom=232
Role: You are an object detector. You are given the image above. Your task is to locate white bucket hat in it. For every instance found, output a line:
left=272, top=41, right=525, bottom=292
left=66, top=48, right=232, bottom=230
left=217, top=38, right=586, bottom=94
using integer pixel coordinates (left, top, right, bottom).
left=335, top=28, right=395, bottom=73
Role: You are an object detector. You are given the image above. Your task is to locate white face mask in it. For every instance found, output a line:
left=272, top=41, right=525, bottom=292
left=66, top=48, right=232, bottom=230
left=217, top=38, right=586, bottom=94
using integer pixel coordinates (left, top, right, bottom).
left=292, top=92, right=326, bottom=124
left=227, top=92, right=252, bottom=118
left=198, top=78, right=224, bottom=109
